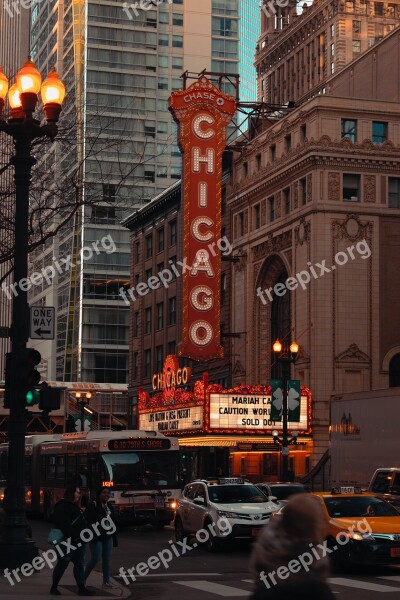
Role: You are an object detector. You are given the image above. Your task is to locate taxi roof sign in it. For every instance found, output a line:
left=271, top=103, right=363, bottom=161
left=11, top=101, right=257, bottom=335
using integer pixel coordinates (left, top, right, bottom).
left=331, top=486, right=363, bottom=495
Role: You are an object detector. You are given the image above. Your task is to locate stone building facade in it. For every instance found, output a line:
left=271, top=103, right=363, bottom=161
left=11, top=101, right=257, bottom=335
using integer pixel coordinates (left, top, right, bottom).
left=227, top=30, right=400, bottom=469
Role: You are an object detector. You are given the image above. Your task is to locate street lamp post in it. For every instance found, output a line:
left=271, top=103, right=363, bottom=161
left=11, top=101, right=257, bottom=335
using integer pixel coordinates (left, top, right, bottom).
left=75, top=392, right=92, bottom=431
left=272, top=339, right=299, bottom=482
left=0, top=60, right=65, bottom=568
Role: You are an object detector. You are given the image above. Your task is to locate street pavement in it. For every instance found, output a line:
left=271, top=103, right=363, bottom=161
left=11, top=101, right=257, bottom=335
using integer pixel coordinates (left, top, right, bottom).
left=1, top=519, right=400, bottom=599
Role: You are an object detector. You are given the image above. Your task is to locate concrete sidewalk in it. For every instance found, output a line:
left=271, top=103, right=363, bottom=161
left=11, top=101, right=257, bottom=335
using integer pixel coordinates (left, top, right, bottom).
left=0, top=560, right=130, bottom=600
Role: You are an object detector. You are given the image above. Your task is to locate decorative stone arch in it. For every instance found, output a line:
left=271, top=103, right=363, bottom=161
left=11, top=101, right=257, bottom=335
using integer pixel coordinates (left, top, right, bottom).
left=253, top=253, right=291, bottom=383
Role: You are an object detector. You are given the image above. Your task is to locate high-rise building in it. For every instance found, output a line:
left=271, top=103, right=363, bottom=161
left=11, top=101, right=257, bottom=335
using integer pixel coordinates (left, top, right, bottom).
left=1, top=0, right=258, bottom=384
left=0, top=4, right=30, bottom=377
left=256, top=0, right=400, bottom=104
left=238, top=0, right=261, bottom=102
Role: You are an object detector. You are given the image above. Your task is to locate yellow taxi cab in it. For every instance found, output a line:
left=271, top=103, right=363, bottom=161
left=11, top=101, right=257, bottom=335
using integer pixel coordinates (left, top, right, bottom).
left=311, top=486, right=400, bottom=567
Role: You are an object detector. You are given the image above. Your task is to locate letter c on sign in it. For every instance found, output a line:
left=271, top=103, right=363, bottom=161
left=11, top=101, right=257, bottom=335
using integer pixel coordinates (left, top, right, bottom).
left=193, top=114, right=215, bottom=140
left=191, top=216, right=214, bottom=242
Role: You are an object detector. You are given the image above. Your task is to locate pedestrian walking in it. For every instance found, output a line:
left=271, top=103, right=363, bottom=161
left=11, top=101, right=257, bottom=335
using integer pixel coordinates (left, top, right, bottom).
left=84, top=486, right=118, bottom=589
left=250, top=493, right=335, bottom=599
left=50, top=485, right=93, bottom=596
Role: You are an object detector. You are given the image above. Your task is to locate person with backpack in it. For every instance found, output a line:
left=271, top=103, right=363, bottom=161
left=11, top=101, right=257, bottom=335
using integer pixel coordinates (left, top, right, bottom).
left=50, top=485, right=93, bottom=596
left=84, top=486, right=118, bottom=589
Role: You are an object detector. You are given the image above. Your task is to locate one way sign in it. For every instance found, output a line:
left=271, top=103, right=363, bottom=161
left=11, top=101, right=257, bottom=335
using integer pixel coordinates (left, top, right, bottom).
left=30, top=306, right=55, bottom=340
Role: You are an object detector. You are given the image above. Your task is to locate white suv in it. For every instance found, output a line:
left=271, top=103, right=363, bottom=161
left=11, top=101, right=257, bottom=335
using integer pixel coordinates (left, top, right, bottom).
left=174, top=478, right=279, bottom=551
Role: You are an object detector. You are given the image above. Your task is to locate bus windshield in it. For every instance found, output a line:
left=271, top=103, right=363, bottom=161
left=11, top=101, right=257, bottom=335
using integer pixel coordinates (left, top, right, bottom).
left=101, top=452, right=179, bottom=488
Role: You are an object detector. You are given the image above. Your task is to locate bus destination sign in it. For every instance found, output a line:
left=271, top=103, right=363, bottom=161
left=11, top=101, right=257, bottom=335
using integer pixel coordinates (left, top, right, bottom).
left=108, top=438, right=171, bottom=451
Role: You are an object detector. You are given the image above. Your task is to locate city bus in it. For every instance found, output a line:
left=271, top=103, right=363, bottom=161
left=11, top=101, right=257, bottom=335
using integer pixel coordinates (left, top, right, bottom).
left=0, top=430, right=181, bottom=528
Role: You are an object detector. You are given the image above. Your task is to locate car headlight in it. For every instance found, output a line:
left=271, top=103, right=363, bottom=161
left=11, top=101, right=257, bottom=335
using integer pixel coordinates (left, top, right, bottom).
left=344, top=531, right=374, bottom=541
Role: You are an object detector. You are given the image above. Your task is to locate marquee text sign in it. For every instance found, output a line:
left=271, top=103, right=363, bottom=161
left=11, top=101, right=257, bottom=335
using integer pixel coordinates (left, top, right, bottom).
left=139, top=406, right=204, bottom=433
left=169, top=78, right=236, bottom=360
left=209, top=393, right=309, bottom=432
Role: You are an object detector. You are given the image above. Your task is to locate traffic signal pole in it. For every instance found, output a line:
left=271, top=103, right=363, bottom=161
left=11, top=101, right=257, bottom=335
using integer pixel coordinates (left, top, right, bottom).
left=0, top=138, right=38, bottom=567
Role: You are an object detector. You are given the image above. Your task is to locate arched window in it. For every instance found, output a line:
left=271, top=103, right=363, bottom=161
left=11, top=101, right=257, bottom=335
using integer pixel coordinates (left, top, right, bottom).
left=389, top=354, right=400, bottom=387
left=271, top=271, right=291, bottom=379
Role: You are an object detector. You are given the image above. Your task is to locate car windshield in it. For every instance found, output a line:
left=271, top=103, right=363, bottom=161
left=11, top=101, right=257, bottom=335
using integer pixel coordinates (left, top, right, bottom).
left=324, top=496, right=400, bottom=518
left=208, top=484, right=268, bottom=504
left=269, top=485, right=307, bottom=500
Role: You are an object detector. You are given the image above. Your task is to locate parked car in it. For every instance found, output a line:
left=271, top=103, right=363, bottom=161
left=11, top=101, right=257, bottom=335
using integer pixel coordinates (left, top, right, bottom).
left=174, top=477, right=279, bottom=551
left=256, top=482, right=309, bottom=508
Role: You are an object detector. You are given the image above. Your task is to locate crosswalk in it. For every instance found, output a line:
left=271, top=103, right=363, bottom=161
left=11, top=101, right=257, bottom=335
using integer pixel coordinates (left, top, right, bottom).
left=171, top=574, right=400, bottom=597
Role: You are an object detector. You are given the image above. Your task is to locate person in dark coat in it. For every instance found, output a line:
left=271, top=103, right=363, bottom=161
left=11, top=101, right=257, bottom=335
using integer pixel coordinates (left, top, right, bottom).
left=84, top=487, right=118, bottom=589
left=250, top=494, right=335, bottom=600
left=51, top=485, right=93, bottom=596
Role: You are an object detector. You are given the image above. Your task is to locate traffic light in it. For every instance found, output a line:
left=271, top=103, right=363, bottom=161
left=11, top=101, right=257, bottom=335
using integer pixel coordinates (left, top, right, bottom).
left=18, top=348, right=42, bottom=406
left=39, top=385, right=61, bottom=411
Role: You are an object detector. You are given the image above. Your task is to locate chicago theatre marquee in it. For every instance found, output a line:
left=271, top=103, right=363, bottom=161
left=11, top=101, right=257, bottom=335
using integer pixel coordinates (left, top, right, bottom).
left=138, top=355, right=313, bottom=482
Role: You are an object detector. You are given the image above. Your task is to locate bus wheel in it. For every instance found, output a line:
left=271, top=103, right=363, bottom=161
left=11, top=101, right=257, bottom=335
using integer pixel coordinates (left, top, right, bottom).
left=43, top=497, right=52, bottom=522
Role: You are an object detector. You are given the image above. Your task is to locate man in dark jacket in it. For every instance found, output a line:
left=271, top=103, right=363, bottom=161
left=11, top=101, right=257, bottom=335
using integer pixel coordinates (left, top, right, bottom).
left=50, top=486, right=93, bottom=596
left=84, top=487, right=117, bottom=589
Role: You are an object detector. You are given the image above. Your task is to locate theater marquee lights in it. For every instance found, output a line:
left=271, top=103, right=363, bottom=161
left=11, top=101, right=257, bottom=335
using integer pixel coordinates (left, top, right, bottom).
left=169, top=77, right=236, bottom=361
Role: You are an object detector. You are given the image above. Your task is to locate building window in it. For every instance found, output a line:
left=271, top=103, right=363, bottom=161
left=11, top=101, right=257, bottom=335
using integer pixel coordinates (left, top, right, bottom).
left=157, top=228, right=164, bottom=252
left=168, top=297, right=176, bottom=325
left=268, top=196, right=275, bottom=222
left=374, top=2, right=383, bottom=15
left=144, top=349, right=151, bottom=378
left=254, top=204, right=261, bottom=229
left=388, top=177, right=400, bottom=208
left=133, top=312, right=139, bottom=337
left=358, top=0, right=367, bottom=13
left=239, top=212, right=245, bottom=236
left=389, top=353, right=400, bottom=387
left=135, top=242, right=140, bottom=264
left=157, top=302, right=164, bottom=330
left=284, top=188, right=291, bottom=214
left=134, top=274, right=140, bottom=288
left=372, top=121, right=388, bottom=144
left=330, top=43, right=335, bottom=56
left=145, top=307, right=152, bottom=334
left=169, top=220, right=177, bottom=246
left=330, top=23, right=335, bottom=36
left=343, top=174, right=360, bottom=202
left=256, top=154, right=261, bottom=171
left=170, top=256, right=177, bottom=280
left=243, top=162, right=248, bottom=177
left=352, top=20, right=361, bottom=33
left=133, top=352, right=138, bottom=380
left=167, top=341, right=176, bottom=355
left=270, top=144, right=276, bottom=161
left=300, top=178, right=307, bottom=205
left=145, top=268, right=152, bottom=282
left=102, top=183, right=116, bottom=202
left=300, top=124, right=307, bottom=142
left=352, top=39, right=361, bottom=53
left=341, top=119, right=357, bottom=142
left=146, top=235, right=152, bottom=259
left=173, top=13, right=183, bottom=26
left=331, top=62, right=335, bottom=74
left=284, top=134, right=291, bottom=152
left=159, top=34, right=169, bottom=47
left=156, top=346, right=164, bottom=373
left=346, top=0, right=355, bottom=12
left=386, top=3, right=396, bottom=17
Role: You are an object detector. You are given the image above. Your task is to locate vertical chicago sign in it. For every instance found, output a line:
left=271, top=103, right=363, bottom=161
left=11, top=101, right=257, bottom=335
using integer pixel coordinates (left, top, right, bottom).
left=169, top=77, right=236, bottom=361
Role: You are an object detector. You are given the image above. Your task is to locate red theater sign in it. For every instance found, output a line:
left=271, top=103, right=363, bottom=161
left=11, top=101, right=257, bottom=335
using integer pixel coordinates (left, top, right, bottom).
left=169, top=77, right=236, bottom=361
